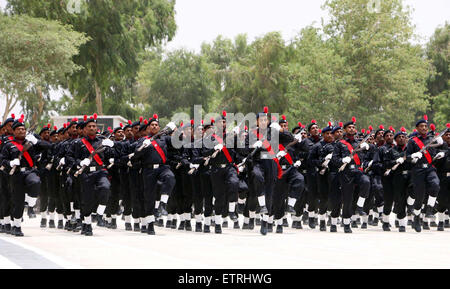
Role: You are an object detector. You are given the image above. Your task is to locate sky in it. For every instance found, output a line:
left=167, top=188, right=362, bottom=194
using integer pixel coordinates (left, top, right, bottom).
left=1, top=0, right=449, bottom=118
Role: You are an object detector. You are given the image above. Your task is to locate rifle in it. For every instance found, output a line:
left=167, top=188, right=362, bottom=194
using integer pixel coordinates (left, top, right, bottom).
left=136, top=124, right=175, bottom=152
left=319, top=153, right=333, bottom=175
left=384, top=127, right=449, bottom=176
left=338, top=133, right=372, bottom=172
left=74, top=146, right=106, bottom=177
left=10, top=141, right=33, bottom=176
left=45, top=156, right=55, bottom=171
left=276, top=132, right=303, bottom=160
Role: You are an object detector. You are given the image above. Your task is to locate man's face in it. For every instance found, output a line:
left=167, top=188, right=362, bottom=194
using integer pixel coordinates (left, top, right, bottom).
left=68, top=125, right=77, bottom=137
left=280, top=123, right=288, bottom=132
left=384, top=132, right=394, bottom=144
left=114, top=130, right=124, bottom=141
left=376, top=131, right=385, bottom=142
left=50, top=134, right=58, bottom=143
left=149, top=121, right=160, bottom=135
left=333, top=129, right=343, bottom=140
left=345, top=125, right=356, bottom=136
left=40, top=130, right=50, bottom=141
left=417, top=123, right=428, bottom=136
left=194, top=126, right=203, bottom=139
left=86, top=122, right=97, bottom=137
left=323, top=131, right=334, bottom=143
left=395, top=134, right=407, bottom=146
left=13, top=127, right=26, bottom=140
left=309, top=125, right=319, bottom=137
left=77, top=127, right=83, bottom=137
left=0, top=127, right=5, bottom=135
left=132, top=126, right=139, bottom=137
left=442, top=131, right=450, bottom=145
left=368, top=134, right=375, bottom=144
left=5, top=122, right=13, bottom=135
left=124, top=127, right=133, bottom=139
left=257, top=116, right=268, bottom=130
left=301, top=131, right=307, bottom=139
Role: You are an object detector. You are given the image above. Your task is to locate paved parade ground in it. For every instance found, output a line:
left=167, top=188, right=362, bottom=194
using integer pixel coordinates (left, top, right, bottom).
left=1, top=215, right=450, bottom=269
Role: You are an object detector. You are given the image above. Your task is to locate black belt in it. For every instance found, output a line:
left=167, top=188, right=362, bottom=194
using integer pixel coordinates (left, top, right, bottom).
left=209, top=163, right=229, bottom=169
left=144, top=164, right=163, bottom=169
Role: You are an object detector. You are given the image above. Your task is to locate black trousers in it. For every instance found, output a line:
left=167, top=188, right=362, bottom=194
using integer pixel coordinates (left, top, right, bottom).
left=142, top=165, right=175, bottom=218
left=306, top=171, right=319, bottom=212
left=192, top=173, right=203, bottom=216
left=129, top=168, right=145, bottom=219
left=317, top=172, right=332, bottom=215
left=411, top=167, right=440, bottom=211
left=106, top=169, right=120, bottom=217
left=392, top=172, right=410, bottom=219
left=180, top=172, right=193, bottom=215
left=0, top=172, right=12, bottom=219
left=10, top=169, right=41, bottom=220
left=250, top=160, right=277, bottom=216
left=80, top=170, right=110, bottom=218
left=168, top=168, right=183, bottom=216
left=210, top=165, right=239, bottom=217
left=339, top=169, right=370, bottom=219
left=328, top=171, right=341, bottom=218
left=436, top=173, right=450, bottom=214
left=120, top=167, right=132, bottom=216
left=200, top=171, right=214, bottom=218
left=382, top=175, right=395, bottom=216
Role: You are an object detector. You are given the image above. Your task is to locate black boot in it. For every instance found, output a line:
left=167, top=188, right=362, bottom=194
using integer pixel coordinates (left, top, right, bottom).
left=408, top=218, right=413, bottom=226
left=356, top=218, right=361, bottom=225
left=178, top=221, right=185, bottom=230
left=413, top=216, right=421, bottom=232
left=73, top=219, right=82, bottom=232
left=368, top=215, right=373, bottom=225
left=255, top=218, right=261, bottom=226
left=425, top=205, right=435, bottom=219
left=157, top=218, right=164, bottom=227
left=165, top=220, right=172, bottom=228
left=259, top=205, right=268, bottom=215
left=85, top=224, right=93, bottom=236
left=356, top=206, right=366, bottom=216
left=282, top=218, right=289, bottom=227
left=330, top=225, right=337, bottom=232
left=361, top=222, right=368, bottom=229
left=233, top=221, right=240, bottom=229
left=97, top=215, right=105, bottom=227
left=327, top=217, right=331, bottom=227
left=125, top=223, right=132, bottom=231
left=399, top=226, right=406, bottom=232
left=437, top=222, right=444, bottom=231
left=249, top=218, right=255, bottom=230
left=295, top=221, right=303, bottom=229
left=195, top=222, right=202, bottom=232
left=237, top=203, right=245, bottom=214
left=308, top=217, right=316, bottom=229
left=351, top=221, right=358, bottom=228
left=382, top=222, right=391, bottom=231
left=372, top=217, right=379, bottom=226
left=40, top=218, right=47, bottom=228
left=344, top=224, right=352, bottom=233
left=267, top=223, right=273, bottom=233
left=395, top=220, right=400, bottom=228
left=276, top=225, right=283, bottom=234
left=242, top=222, right=249, bottom=230
left=185, top=220, right=192, bottom=231
left=49, top=220, right=56, bottom=228
left=0, top=225, right=4, bottom=233
left=27, top=207, right=36, bottom=219
left=14, top=227, right=24, bottom=237
left=286, top=205, right=296, bottom=214
left=260, top=221, right=267, bottom=236
left=215, top=224, right=222, bottom=234
left=319, top=220, right=326, bottom=232
left=81, top=223, right=87, bottom=235
left=203, top=224, right=210, bottom=233
left=228, top=212, right=238, bottom=222
left=110, top=218, right=117, bottom=229
left=422, top=221, right=430, bottom=230
left=159, top=203, right=168, bottom=216
left=445, top=219, right=450, bottom=228
left=430, top=221, right=437, bottom=227
left=133, top=223, right=140, bottom=232
left=4, top=224, right=12, bottom=234
left=292, top=221, right=298, bottom=229
left=140, top=225, right=147, bottom=233
left=147, top=223, right=155, bottom=235
left=222, top=220, right=228, bottom=228
left=171, top=219, right=177, bottom=229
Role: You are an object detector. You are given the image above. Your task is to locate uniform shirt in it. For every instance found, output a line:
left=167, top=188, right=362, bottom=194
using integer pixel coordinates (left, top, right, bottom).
left=308, top=140, right=336, bottom=172
left=67, top=135, right=113, bottom=168
left=1, top=138, right=51, bottom=170
left=331, top=135, right=365, bottom=172
left=406, top=133, right=439, bottom=168
left=134, top=134, right=171, bottom=166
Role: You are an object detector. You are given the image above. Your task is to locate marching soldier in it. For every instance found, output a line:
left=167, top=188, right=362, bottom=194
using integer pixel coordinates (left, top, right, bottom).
left=435, top=125, right=450, bottom=231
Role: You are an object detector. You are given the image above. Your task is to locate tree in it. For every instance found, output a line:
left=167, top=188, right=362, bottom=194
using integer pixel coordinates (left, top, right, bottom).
left=0, top=14, right=88, bottom=128
left=426, top=22, right=449, bottom=127
left=7, top=0, right=177, bottom=115
left=321, top=0, right=430, bottom=128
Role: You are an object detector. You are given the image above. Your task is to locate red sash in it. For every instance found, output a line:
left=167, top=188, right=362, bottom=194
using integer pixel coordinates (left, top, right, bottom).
left=11, top=141, right=34, bottom=167
left=278, top=144, right=293, bottom=165
left=212, top=134, right=232, bottom=164
left=252, top=130, right=283, bottom=179
left=81, top=138, right=104, bottom=166
left=412, top=137, right=432, bottom=164
left=145, top=137, right=166, bottom=164
left=340, top=140, right=363, bottom=171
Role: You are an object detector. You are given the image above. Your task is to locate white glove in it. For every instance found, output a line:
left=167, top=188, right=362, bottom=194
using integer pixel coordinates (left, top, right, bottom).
left=253, top=140, right=263, bottom=149
left=214, top=143, right=224, bottom=151
left=80, top=158, right=91, bottom=167
left=59, top=157, right=65, bottom=166
left=294, top=160, right=301, bottom=168
left=166, top=122, right=177, bottom=131
left=238, top=166, right=244, bottom=173
left=127, top=161, right=133, bottom=167
left=109, top=158, right=114, bottom=164
left=436, top=137, right=444, bottom=146
left=325, top=154, right=332, bottom=161
left=435, top=152, right=445, bottom=160
left=276, top=150, right=287, bottom=158
left=143, top=139, right=151, bottom=147
left=270, top=122, right=281, bottom=132
left=411, top=152, right=423, bottom=159
left=342, top=156, right=352, bottom=164
left=396, top=157, right=405, bottom=164
left=368, top=160, right=373, bottom=167
left=189, top=163, right=200, bottom=170
left=102, top=139, right=114, bottom=148
left=128, top=153, right=135, bottom=159
left=232, top=126, right=240, bottom=134
left=9, top=159, right=20, bottom=167
left=294, top=133, right=303, bottom=142
left=360, top=142, right=369, bottom=151
left=25, top=134, right=38, bottom=145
